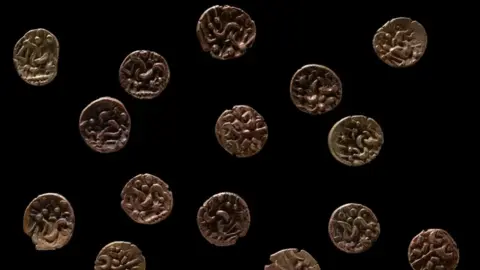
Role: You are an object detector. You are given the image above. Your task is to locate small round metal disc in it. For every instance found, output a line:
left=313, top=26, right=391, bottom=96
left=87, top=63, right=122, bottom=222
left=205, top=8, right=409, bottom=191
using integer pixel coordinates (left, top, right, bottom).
left=215, top=105, right=268, bottom=158
left=119, top=50, right=170, bottom=99
left=373, top=17, right=427, bottom=68
left=328, top=115, right=384, bottom=166
left=79, top=97, right=131, bottom=153
left=265, top=248, right=321, bottom=270
left=94, top=241, right=146, bottom=270
left=23, top=193, right=75, bottom=250
left=408, top=229, right=459, bottom=270
left=290, top=64, right=342, bottom=115
left=197, top=192, right=250, bottom=246
left=328, top=203, right=380, bottom=253
left=121, top=173, right=173, bottom=224
left=13, top=28, right=59, bottom=86
left=197, top=5, right=256, bottom=60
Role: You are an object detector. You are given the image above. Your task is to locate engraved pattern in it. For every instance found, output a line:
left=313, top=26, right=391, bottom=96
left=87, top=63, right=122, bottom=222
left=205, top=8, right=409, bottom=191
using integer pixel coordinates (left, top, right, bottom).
left=265, top=248, right=321, bottom=270
left=408, top=229, right=459, bottom=270
left=94, top=241, right=145, bottom=270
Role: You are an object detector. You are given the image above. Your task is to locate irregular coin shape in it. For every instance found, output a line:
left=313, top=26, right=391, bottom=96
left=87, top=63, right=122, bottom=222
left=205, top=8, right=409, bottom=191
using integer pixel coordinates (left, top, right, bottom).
left=328, top=203, right=380, bottom=253
left=328, top=115, right=384, bottom=166
left=215, top=105, right=268, bottom=158
left=121, top=173, right=173, bottom=224
left=197, top=192, right=250, bottom=246
left=373, top=17, right=427, bottom=68
left=119, top=50, right=170, bottom=99
left=94, top=241, right=146, bottom=270
left=265, top=248, right=321, bottom=270
left=13, top=28, right=59, bottom=86
left=290, top=64, right=342, bottom=115
left=79, top=97, right=131, bottom=153
left=408, top=229, right=459, bottom=270
left=23, top=193, right=75, bottom=250
left=197, top=5, right=256, bottom=60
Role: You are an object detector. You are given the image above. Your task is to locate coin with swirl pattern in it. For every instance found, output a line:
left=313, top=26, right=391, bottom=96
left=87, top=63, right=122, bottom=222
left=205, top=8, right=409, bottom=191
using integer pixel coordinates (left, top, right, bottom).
left=265, top=248, right=321, bottom=270
left=408, top=229, right=459, bottom=270
left=94, top=241, right=146, bottom=270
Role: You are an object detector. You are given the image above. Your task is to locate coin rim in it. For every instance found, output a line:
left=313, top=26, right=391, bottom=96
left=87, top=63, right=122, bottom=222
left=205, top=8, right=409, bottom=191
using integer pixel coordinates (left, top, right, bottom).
left=267, top=248, right=320, bottom=268
left=95, top=241, right=146, bottom=270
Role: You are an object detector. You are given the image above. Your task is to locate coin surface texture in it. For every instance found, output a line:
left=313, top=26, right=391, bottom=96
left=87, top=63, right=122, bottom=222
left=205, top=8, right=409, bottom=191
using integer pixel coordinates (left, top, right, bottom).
left=95, top=241, right=146, bottom=270
left=23, top=193, right=75, bottom=250
left=265, top=248, right=320, bottom=270
left=328, top=115, right=384, bottom=166
left=121, top=173, right=173, bottom=224
left=197, top=192, right=250, bottom=246
left=13, top=28, right=59, bottom=86
left=408, top=229, right=459, bottom=270
left=119, top=50, right=170, bottom=99
left=197, top=5, right=256, bottom=60
left=373, top=17, right=427, bottom=68
left=79, top=97, right=131, bottom=153
left=328, top=203, right=380, bottom=253
left=215, top=105, right=268, bottom=158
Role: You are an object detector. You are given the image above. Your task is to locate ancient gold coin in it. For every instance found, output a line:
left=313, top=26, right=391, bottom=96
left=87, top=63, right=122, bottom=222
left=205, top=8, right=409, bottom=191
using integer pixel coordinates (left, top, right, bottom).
left=328, top=115, right=384, bottom=166
left=79, top=97, right=131, bottom=153
left=121, top=173, right=173, bottom=224
left=94, top=241, right=146, bottom=270
left=290, top=64, right=342, bottom=115
left=328, top=203, right=380, bottom=254
left=13, top=28, right=59, bottom=86
left=197, top=5, right=256, bottom=60
left=215, top=105, right=268, bottom=158
left=373, top=17, right=427, bottom=68
left=408, top=229, right=459, bottom=270
left=23, top=193, right=75, bottom=250
left=265, top=248, right=320, bottom=270
left=119, top=50, right=170, bottom=99
left=197, top=192, right=250, bottom=246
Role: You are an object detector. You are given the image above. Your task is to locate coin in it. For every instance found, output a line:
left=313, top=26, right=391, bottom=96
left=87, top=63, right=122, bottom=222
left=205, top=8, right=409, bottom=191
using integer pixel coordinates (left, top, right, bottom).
left=13, top=28, right=59, bottom=86
left=328, top=203, right=380, bottom=253
left=408, top=229, right=459, bottom=270
left=197, top=5, right=256, bottom=60
left=215, top=105, right=268, bottom=158
left=328, top=115, right=384, bottom=166
left=290, top=64, right=342, bottom=115
left=79, top=97, right=131, bottom=153
left=265, top=248, right=321, bottom=270
left=197, top=192, right=250, bottom=246
left=121, top=173, right=173, bottom=224
left=94, top=241, right=146, bottom=270
left=373, top=17, right=427, bottom=68
left=119, top=50, right=170, bottom=99
left=23, top=193, right=75, bottom=250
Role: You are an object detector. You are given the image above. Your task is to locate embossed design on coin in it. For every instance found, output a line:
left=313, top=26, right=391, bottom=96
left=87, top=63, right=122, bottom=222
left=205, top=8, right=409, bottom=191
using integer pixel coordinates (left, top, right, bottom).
left=265, top=248, right=321, bottom=270
left=215, top=105, right=268, bottom=158
left=197, top=192, right=250, bottom=246
left=121, top=173, right=173, bottom=224
left=290, top=64, right=342, bottom=115
left=119, top=50, right=170, bottom=99
left=328, top=115, right=384, bottom=166
left=328, top=203, right=380, bottom=253
left=408, top=229, right=459, bottom=270
left=79, top=97, right=131, bottom=153
left=95, top=241, right=146, bottom=270
left=23, top=193, right=75, bottom=250
left=13, top=28, right=59, bottom=86
left=373, top=17, right=427, bottom=68
left=197, top=5, right=256, bottom=60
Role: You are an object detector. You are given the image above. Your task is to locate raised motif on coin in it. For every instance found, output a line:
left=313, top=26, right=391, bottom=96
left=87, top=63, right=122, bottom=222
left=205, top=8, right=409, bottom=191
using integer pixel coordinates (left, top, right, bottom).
left=265, top=248, right=321, bottom=270
left=408, top=229, right=459, bottom=270
left=95, top=241, right=146, bottom=270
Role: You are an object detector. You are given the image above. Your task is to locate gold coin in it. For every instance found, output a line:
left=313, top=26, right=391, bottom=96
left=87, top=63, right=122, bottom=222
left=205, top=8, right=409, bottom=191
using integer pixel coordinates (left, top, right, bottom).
left=265, top=248, right=320, bottom=270
left=408, top=229, right=459, bottom=270
left=94, top=241, right=146, bottom=270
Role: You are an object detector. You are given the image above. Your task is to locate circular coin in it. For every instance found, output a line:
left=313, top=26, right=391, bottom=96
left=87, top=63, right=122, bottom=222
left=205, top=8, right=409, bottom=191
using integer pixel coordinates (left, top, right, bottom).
left=23, top=193, right=75, bottom=250
left=408, top=229, right=459, bottom=270
left=197, top=192, right=250, bottom=246
left=328, top=203, right=380, bottom=253
left=94, top=241, right=146, bottom=270
left=265, top=248, right=320, bottom=270
left=373, top=17, right=427, bottom=68
left=197, top=5, right=256, bottom=60
left=79, top=97, right=131, bottom=153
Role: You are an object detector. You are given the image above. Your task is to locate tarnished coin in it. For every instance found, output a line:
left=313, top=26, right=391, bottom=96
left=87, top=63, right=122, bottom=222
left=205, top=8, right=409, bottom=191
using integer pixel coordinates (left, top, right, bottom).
left=121, top=173, right=173, bottom=224
left=373, top=17, right=427, bottom=68
left=328, top=115, right=384, bottom=166
left=265, top=248, right=320, bottom=270
left=197, top=5, right=256, bottom=60
left=79, top=97, right=131, bottom=153
left=290, top=64, right=342, bottom=115
left=215, top=105, right=268, bottom=158
left=197, top=192, right=250, bottom=246
left=95, top=241, right=146, bottom=270
left=328, top=203, right=380, bottom=253
left=408, top=229, right=459, bottom=270
left=23, top=193, right=75, bottom=250
left=13, top=28, right=59, bottom=86
left=119, top=50, right=170, bottom=99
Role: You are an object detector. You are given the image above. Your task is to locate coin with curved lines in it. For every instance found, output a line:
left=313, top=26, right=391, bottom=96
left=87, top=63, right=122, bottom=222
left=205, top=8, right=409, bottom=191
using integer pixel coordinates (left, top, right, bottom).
left=265, top=248, right=320, bottom=270
left=408, top=229, right=459, bottom=270
left=94, top=241, right=146, bottom=270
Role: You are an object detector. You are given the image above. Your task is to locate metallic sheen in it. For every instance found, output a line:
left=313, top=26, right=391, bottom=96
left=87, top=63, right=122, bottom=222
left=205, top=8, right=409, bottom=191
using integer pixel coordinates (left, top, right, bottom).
left=94, top=241, right=146, bottom=270
left=408, top=229, right=459, bottom=270
left=265, top=248, right=320, bottom=270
